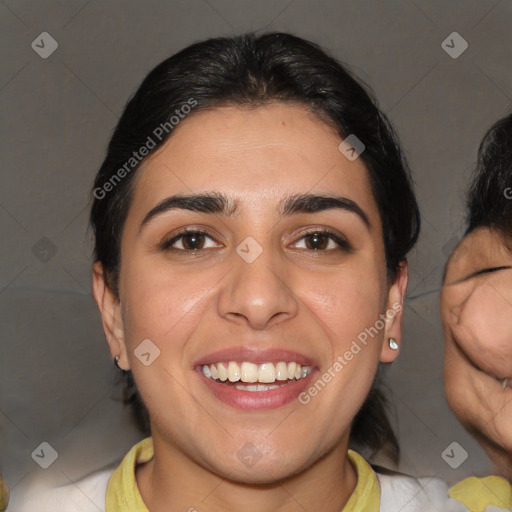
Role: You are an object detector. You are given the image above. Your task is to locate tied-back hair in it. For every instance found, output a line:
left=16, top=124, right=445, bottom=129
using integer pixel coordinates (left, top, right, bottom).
left=90, top=32, right=421, bottom=467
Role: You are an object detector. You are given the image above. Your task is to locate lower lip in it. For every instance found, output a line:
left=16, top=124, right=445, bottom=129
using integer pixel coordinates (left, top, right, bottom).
left=195, top=367, right=317, bottom=410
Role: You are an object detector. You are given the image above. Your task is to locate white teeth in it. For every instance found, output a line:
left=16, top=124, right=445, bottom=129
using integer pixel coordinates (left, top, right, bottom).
left=258, top=363, right=275, bottom=383
left=235, top=383, right=282, bottom=391
left=287, top=362, right=296, bottom=380
left=241, top=362, right=259, bottom=383
left=275, top=361, right=288, bottom=380
left=202, top=361, right=312, bottom=385
left=217, top=363, right=228, bottom=382
left=228, top=361, right=241, bottom=382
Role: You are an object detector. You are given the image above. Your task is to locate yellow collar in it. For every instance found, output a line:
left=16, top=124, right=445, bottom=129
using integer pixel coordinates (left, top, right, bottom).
left=106, top=437, right=380, bottom=511
left=449, top=475, right=512, bottom=511
left=106, top=437, right=153, bottom=511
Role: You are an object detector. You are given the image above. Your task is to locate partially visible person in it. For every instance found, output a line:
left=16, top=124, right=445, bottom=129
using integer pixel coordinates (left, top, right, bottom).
left=0, top=473, right=8, bottom=512
left=442, top=113, right=512, bottom=484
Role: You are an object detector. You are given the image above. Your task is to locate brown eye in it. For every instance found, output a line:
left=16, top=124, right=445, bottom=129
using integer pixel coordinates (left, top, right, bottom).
left=181, top=232, right=206, bottom=250
left=304, top=232, right=330, bottom=250
left=293, top=229, right=352, bottom=252
left=161, top=229, right=220, bottom=252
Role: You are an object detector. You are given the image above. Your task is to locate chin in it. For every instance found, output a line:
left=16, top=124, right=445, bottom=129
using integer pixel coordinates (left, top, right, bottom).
left=204, top=449, right=310, bottom=485
left=226, top=462, right=306, bottom=486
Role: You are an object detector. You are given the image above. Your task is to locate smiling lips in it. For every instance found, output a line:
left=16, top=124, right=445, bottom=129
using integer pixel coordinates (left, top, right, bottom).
left=194, top=347, right=318, bottom=409
left=202, top=361, right=313, bottom=390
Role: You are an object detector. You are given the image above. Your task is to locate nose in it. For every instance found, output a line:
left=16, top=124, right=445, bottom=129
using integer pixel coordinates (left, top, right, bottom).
left=217, top=241, right=299, bottom=330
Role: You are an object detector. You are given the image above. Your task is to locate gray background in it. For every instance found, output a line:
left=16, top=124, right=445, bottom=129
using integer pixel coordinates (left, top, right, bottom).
left=1, top=0, right=511, bottom=505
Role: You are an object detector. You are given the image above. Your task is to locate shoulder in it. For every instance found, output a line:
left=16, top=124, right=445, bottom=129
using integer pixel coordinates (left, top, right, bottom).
left=376, top=470, right=460, bottom=511
left=376, top=469, right=512, bottom=512
left=448, top=475, right=512, bottom=512
left=12, top=468, right=114, bottom=512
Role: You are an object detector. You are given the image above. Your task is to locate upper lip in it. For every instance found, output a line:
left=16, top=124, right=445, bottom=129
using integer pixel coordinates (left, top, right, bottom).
left=193, top=346, right=318, bottom=368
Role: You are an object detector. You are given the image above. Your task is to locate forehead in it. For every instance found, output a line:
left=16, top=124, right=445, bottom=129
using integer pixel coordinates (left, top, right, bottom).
left=130, top=103, right=381, bottom=224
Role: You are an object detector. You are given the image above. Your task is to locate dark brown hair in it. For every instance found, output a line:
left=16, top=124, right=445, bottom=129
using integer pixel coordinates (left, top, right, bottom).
left=466, top=112, right=512, bottom=244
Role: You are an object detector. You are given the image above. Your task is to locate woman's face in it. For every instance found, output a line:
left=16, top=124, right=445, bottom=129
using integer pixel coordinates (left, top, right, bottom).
left=442, top=227, right=512, bottom=453
left=94, top=103, right=406, bottom=482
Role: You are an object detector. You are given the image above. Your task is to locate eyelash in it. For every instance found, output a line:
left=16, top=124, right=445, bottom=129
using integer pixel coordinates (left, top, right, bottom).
left=160, top=227, right=352, bottom=253
left=471, top=265, right=511, bottom=278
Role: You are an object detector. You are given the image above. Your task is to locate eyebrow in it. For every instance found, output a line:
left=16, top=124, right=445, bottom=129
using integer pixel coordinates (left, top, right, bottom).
left=139, top=192, right=371, bottom=232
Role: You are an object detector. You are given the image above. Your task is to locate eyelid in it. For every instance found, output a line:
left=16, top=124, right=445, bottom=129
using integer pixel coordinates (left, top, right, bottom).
left=160, top=227, right=219, bottom=251
left=160, top=225, right=352, bottom=253
left=291, top=226, right=352, bottom=251
left=462, top=265, right=512, bottom=281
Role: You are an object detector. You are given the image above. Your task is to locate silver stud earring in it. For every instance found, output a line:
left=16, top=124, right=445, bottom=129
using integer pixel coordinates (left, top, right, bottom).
left=114, top=355, right=127, bottom=372
left=388, top=338, right=399, bottom=350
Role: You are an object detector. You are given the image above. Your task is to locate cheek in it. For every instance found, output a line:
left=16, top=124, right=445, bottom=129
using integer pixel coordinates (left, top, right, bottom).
left=454, top=283, right=512, bottom=377
left=444, top=339, right=488, bottom=433
left=120, top=261, right=214, bottom=348
left=303, top=264, right=385, bottom=351
left=444, top=316, right=512, bottom=450
left=444, top=338, right=469, bottom=404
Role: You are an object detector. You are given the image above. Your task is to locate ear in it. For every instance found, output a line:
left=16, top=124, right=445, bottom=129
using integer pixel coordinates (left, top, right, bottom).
left=380, top=260, right=409, bottom=363
left=92, top=261, right=130, bottom=370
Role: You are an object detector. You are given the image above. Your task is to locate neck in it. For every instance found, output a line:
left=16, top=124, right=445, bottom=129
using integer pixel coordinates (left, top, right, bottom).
left=136, top=433, right=358, bottom=512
